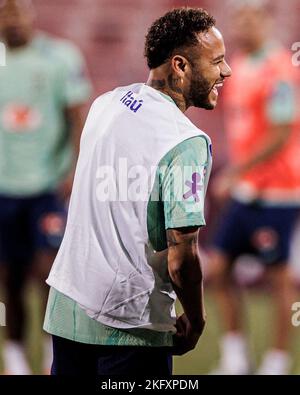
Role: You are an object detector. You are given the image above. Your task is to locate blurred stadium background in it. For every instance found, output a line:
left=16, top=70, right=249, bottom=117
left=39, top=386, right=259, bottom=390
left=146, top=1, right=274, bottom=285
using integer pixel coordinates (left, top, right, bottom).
left=0, top=0, right=300, bottom=374
left=32, top=0, right=300, bottom=164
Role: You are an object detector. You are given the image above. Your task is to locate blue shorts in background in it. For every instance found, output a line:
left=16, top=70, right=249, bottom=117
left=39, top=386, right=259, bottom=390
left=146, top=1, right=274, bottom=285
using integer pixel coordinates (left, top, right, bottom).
left=212, top=199, right=299, bottom=266
left=0, top=193, right=66, bottom=265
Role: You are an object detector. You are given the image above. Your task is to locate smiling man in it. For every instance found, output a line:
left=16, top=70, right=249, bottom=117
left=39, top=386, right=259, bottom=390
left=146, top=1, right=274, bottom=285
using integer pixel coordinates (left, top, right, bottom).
left=44, top=7, right=231, bottom=375
left=145, top=14, right=228, bottom=112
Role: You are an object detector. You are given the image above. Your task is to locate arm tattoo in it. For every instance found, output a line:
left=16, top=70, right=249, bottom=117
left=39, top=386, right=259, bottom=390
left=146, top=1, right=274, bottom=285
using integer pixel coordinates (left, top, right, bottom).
left=167, top=229, right=197, bottom=248
left=167, top=231, right=180, bottom=247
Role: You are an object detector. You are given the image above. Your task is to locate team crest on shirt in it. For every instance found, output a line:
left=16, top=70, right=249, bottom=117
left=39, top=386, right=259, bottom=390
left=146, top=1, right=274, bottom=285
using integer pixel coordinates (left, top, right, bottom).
left=40, top=213, right=66, bottom=249
left=1, top=104, right=42, bottom=132
left=40, top=213, right=65, bottom=236
left=252, top=228, right=279, bottom=252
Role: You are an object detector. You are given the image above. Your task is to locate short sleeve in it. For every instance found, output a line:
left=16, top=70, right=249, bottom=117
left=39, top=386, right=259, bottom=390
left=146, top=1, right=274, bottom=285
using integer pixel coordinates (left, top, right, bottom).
left=59, top=43, right=92, bottom=107
left=266, top=81, right=296, bottom=124
left=159, top=136, right=211, bottom=230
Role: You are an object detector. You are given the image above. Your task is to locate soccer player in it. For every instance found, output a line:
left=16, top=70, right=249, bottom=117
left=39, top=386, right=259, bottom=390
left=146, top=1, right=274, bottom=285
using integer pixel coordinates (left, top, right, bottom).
left=44, top=8, right=231, bottom=375
left=208, top=0, right=300, bottom=375
left=0, top=0, right=91, bottom=374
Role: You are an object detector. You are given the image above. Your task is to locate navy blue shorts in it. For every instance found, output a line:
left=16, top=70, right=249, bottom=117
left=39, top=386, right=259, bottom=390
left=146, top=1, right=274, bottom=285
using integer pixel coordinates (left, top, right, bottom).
left=213, top=199, right=299, bottom=266
left=51, top=335, right=173, bottom=376
left=0, top=193, right=66, bottom=265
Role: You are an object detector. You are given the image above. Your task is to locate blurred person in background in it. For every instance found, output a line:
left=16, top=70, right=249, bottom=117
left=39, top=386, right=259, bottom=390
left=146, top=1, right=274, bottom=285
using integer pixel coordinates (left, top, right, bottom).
left=0, top=0, right=91, bottom=374
left=208, top=0, right=300, bottom=375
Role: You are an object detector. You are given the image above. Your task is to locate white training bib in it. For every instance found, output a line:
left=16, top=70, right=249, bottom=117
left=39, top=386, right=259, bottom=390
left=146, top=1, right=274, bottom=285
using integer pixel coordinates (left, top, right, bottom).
left=47, top=83, right=212, bottom=332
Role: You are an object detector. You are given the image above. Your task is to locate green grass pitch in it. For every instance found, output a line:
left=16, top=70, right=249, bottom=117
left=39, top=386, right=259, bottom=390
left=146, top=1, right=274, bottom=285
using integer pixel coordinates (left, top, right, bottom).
left=0, top=286, right=299, bottom=375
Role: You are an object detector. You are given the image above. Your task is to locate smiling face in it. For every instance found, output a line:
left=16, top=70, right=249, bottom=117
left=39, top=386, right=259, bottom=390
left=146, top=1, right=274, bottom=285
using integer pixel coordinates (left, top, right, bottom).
left=184, top=27, right=232, bottom=110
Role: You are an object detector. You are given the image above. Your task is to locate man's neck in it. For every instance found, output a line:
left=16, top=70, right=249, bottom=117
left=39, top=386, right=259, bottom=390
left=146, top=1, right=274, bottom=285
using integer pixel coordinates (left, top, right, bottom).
left=146, top=69, right=188, bottom=113
left=6, top=42, right=29, bottom=52
left=5, top=33, right=33, bottom=52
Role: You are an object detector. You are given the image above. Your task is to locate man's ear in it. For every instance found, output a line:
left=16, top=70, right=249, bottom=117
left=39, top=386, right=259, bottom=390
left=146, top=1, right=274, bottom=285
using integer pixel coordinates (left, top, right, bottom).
left=171, top=55, right=189, bottom=78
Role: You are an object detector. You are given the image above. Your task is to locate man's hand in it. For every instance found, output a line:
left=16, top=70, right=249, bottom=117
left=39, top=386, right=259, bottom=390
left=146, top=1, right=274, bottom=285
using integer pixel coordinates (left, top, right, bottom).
left=173, top=313, right=204, bottom=356
left=212, top=123, right=292, bottom=202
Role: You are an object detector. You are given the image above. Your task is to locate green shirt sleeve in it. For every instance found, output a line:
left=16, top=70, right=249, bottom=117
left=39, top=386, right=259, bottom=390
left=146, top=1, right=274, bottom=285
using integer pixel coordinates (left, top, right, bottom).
left=266, top=81, right=296, bottom=124
left=160, top=136, right=210, bottom=229
left=59, top=43, right=92, bottom=106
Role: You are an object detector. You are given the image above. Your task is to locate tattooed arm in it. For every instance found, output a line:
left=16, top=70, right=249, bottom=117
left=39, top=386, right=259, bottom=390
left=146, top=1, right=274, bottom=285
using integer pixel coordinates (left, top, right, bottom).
left=167, top=227, right=206, bottom=354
